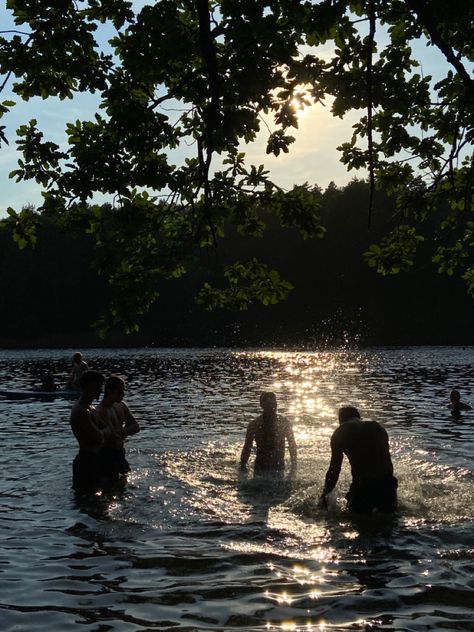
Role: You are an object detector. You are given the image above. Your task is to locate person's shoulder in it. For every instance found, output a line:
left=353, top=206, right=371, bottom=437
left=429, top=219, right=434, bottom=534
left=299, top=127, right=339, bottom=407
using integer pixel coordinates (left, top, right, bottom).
left=364, top=419, right=389, bottom=438
left=71, top=400, right=87, bottom=414
left=329, top=424, right=345, bottom=449
left=247, top=416, right=261, bottom=430
left=367, top=418, right=386, bottom=429
left=332, top=418, right=360, bottom=440
left=70, top=402, right=88, bottom=424
left=278, top=414, right=291, bottom=427
left=114, top=401, right=129, bottom=418
left=364, top=419, right=381, bottom=427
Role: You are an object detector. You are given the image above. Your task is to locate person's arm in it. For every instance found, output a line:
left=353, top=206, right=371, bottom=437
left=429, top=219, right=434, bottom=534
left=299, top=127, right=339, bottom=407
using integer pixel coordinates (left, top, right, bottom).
left=240, top=422, right=255, bottom=469
left=286, top=421, right=297, bottom=471
left=320, top=433, right=344, bottom=502
left=66, top=367, right=75, bottom=388
left=121, top=403, right=140, bottom=436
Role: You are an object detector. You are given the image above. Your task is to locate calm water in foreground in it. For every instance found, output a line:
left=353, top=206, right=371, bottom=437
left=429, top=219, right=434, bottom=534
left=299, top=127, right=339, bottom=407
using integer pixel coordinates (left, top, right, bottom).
left=0, top=347, right=473, bottom=632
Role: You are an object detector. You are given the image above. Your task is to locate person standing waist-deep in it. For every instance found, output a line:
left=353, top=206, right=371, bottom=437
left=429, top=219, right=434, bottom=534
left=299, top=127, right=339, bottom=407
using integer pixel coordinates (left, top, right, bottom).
left=94, top=375, right=140, bottom=481
left=69, top=370, right=109, bottom=492
left=240, top=391, right=297, bottom=474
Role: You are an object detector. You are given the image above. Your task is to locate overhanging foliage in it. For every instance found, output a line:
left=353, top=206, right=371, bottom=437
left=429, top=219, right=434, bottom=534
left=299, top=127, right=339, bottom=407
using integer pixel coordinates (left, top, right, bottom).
left=0, top=0, right=473, bottom=332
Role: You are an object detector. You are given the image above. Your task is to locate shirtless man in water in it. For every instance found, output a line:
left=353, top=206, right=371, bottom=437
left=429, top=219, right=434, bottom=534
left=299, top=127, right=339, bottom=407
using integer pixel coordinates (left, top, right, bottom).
left=67, top=352, right=89, bottom=390
left=70, top=370, right=110, bottom=492
left=320, top=406, right=397, bottom=514
left=240, top=392, right=297, bottom=474
left=94, top=375, right=140, bottom=480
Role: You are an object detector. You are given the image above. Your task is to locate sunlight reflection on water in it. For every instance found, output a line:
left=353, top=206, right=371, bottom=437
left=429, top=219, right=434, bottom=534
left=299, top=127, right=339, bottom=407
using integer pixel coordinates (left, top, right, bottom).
left=1, top=347, right=474, bottom=630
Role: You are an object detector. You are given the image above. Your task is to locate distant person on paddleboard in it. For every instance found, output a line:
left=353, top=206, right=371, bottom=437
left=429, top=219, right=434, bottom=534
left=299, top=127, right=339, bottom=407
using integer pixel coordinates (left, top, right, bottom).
left=319, top=406, right=397, bottom=515
left=449, top=389, right=472, bottom=416
left=240, top=392, right=297, bottom=474
left=39, top=372, right=57, bottom=391
left=67, top=352, right=89, bottom=390
left=70, top=370, right=111, bottom=493
left=94, top=375, right=140, bottom=481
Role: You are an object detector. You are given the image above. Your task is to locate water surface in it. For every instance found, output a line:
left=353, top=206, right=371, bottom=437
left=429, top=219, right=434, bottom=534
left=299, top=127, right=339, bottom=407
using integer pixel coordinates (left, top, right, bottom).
left=0, top=347, right=473, bottom=631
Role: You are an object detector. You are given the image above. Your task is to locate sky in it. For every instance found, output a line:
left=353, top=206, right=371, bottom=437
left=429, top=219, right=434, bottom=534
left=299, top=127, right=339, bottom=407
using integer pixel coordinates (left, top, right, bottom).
left=0, top=2, right=452, bottom=216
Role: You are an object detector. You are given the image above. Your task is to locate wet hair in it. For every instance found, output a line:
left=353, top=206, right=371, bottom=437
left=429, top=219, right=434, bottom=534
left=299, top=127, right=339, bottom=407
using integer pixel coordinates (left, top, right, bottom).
left=338, top=406, right=361, bottom=424
left=104, top=375, right=125, bottom=396
left=73, top=352, right=83, bottom=362
left=79, top=370, right=104, bottom=389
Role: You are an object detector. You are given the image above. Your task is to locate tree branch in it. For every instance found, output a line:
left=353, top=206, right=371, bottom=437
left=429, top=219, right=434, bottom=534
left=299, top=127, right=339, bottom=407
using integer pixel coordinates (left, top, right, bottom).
left=366, top=0, right=376, bottom=229
left=0, top=30, right=31, bottom=35
left=195, top=0, right=221, bottom=134
left=404, top=0, right=474, bottom=95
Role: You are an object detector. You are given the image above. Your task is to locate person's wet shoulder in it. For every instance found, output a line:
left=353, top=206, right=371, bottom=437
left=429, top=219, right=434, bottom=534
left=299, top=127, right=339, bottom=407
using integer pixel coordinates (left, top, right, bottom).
left=248, top=416, right=261, bottom=431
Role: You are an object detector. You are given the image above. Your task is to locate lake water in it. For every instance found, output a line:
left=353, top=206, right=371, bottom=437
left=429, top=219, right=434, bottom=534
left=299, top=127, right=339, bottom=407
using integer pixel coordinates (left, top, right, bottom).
left=0, top=347, right=473, bottom=631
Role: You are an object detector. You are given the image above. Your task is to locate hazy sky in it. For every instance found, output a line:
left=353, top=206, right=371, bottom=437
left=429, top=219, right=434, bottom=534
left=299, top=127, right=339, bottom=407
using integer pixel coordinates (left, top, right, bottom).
left=0, top=3, right=450, bottom=215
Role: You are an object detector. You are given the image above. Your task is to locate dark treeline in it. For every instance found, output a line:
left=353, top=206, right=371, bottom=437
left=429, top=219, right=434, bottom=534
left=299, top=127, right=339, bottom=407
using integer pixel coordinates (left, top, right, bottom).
left=1, top=180, right=472, bottom=348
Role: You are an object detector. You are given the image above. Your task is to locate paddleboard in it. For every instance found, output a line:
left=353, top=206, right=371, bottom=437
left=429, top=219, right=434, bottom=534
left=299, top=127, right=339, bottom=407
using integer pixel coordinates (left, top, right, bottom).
left=0, top=389, right=79, bottom=400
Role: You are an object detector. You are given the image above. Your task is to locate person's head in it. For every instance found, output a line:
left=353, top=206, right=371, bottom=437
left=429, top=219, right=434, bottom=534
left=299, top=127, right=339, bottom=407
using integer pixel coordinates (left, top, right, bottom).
left=260, top=391, right=277, bottom=414
left=41, top=373, right=55, bottom=390
left=79, top=370, right=105, bottom=399
left=72, top=352, right=83, bottom=364
left=450, top=389, right=461, bottom=404
left=104, top=375, right=125, bottom=402
left=338, top=406, right=361, bottom=424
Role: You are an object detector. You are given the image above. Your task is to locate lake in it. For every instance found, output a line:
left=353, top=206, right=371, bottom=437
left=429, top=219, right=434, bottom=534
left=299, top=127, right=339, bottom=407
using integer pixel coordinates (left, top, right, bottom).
left=0, top=347, right=473, bottom=631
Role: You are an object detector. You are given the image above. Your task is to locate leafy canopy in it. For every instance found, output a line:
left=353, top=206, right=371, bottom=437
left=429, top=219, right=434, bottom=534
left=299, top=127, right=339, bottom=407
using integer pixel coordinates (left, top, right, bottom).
left=0, top=0, right=473, bottom=331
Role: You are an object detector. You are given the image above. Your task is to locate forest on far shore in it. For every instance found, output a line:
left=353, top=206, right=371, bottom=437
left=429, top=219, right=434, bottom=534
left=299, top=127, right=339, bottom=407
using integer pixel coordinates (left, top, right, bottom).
left=1, top=179, right=472, bottom=349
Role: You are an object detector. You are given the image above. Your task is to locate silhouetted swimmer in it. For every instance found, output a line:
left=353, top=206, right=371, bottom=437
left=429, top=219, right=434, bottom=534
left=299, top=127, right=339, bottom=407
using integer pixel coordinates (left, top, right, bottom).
left=320, top=406, right=397, bottom=515
left=67, top=352, right=89, bottom=390
left=240, top=392, right=297, bottom=475
left=70, top=370, right=110, bottom=493
left=449, top=389, right=472, bottom=415
left=94, top=375, right=140, bottom=481
left=38, top=372, right=56, bottom=391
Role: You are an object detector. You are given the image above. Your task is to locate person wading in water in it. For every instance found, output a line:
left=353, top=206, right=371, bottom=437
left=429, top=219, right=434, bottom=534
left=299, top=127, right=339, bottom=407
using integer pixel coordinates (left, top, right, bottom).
left=320, top=406, right=397, bottom=515
left=69, top=370, right=110, bottom=493
left=240, top=392, right=297, bottom=474
left=94, top=375, right=140, bottom=482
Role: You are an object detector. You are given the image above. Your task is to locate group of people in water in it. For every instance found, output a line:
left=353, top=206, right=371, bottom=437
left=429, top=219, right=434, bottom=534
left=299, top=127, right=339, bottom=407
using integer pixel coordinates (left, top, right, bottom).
left=67, top=352, right=471, bottom=515
left=69, top=367, right=140, bottom=492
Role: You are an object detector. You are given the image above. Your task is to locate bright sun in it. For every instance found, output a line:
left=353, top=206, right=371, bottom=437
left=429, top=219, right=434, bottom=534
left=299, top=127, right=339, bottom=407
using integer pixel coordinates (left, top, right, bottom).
left=290, top=96, right=311, bottom=119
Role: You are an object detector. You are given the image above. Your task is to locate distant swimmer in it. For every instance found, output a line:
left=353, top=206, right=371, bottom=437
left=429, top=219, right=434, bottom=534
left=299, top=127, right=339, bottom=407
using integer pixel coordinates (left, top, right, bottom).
left=39, top=372, right=56, bottom=391
left=240, top=392, right=297, bottom=474
left=67, top=352, right=89, bottom=390
left=70, top=370, right=110, bottom=492
left=94, top=375, right=140, bottom=481
left=320, top=406, right=397, bottom=515
left=449, top=389, right=472, bottom=415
